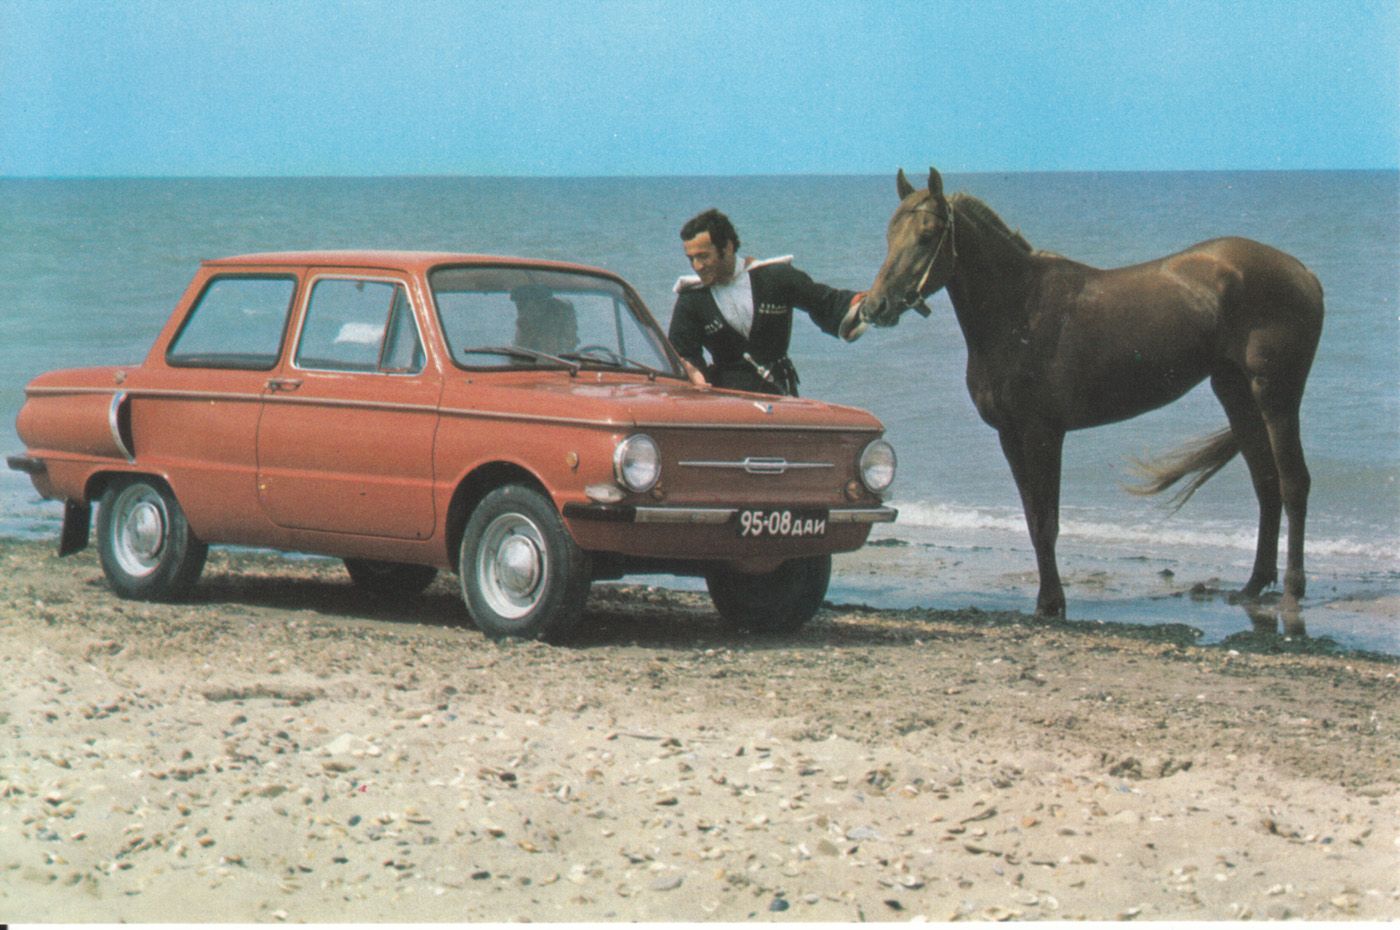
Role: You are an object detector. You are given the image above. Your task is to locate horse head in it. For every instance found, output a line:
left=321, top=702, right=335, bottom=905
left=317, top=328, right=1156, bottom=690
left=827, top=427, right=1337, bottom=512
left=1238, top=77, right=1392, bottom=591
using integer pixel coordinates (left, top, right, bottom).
left=841, top=167, right=955, bottom=342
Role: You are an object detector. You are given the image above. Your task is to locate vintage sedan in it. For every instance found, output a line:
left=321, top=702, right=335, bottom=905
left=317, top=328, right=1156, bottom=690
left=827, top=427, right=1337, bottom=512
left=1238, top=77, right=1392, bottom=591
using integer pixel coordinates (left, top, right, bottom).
left=9, top=251, right=896, bottom=641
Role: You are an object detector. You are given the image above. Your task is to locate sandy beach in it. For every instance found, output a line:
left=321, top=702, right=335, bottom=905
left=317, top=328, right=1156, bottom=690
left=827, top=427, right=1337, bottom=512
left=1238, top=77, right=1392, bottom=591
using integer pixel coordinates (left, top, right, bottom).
left=1, top=538, right=1397, bottom=922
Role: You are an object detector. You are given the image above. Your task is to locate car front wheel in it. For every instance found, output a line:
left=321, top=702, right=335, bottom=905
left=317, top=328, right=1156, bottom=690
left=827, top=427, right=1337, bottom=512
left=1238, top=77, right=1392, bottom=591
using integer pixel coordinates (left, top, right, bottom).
left=96, top=476, right=208, bottom=601
left=705, top=554, right=831, bottom=634
left=459, top=484, right=592, bottom=641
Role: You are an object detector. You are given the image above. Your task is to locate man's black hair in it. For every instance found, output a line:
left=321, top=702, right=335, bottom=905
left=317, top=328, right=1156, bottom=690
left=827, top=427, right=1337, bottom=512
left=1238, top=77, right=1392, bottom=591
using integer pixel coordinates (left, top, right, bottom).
left=680, top=208, right=740, bottom=253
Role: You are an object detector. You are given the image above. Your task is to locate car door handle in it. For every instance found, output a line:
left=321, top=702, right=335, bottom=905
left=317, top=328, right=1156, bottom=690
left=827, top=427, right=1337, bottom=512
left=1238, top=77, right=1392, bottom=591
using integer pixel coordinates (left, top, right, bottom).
left=267, top=378, right=302, bottom=392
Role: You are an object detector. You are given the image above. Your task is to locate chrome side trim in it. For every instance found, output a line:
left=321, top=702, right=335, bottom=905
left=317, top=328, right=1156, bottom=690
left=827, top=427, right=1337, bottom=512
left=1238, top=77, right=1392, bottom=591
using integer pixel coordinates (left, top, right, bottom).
left=263, top=394, right=439, bottom=415
left=630, top=506, right=896, bottom=525
left=437, top=405, right=624, bottom=428
left=26, top=386, right=265, bottom=403
left=23, top=386, right=883, bottom=435
left=108, top=391, right=135, bottom=462
left=638, top=421, right=880, bottom=433
left=826, top=507, right=898, bottom=524
left=632, top=506, right=736, bottom=525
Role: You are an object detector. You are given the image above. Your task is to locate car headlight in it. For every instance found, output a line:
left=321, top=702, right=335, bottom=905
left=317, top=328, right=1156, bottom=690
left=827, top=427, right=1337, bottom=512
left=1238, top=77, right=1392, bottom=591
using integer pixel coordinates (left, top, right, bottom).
left=614, top=434, right=660, bottom=492
left=859, top=438, right=896, bottom=494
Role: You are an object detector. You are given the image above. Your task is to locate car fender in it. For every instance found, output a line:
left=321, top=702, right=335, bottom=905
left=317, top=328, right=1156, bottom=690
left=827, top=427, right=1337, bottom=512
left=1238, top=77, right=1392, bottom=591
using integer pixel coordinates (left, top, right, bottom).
left=442, top=459, right=559, bottom=564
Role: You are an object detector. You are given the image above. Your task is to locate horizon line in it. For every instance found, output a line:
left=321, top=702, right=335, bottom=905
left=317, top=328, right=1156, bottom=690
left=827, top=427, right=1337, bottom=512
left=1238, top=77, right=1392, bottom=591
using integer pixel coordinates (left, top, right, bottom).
left=3, top=166, right=1397, bottom=182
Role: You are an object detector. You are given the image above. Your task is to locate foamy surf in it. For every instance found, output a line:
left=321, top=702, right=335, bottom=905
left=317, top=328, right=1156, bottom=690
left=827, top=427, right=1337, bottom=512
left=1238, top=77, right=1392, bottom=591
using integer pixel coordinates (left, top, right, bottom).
left=889, top=498, right=1397, bottom=566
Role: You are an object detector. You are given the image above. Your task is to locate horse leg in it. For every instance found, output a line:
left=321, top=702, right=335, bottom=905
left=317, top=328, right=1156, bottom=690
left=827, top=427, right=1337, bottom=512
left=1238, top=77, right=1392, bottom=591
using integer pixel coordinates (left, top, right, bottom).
left=1258, top=400, right=1310, bottom=604
left=999, top=424, right=1066, bottom=617
left=1210, top=368, right=1282, bottom=598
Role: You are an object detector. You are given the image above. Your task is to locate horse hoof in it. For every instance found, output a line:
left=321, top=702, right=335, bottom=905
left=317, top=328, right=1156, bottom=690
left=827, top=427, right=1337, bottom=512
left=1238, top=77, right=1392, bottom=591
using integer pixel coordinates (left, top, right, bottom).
left=1238, top=575, right=1275, bottom=601
left=1280, top=600, right=1306, bottom=637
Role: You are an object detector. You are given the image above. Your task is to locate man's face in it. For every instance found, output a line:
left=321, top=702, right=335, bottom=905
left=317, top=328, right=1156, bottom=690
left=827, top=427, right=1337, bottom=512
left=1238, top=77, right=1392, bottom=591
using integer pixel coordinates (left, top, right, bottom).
left=683, top=231, right=736, bottom=287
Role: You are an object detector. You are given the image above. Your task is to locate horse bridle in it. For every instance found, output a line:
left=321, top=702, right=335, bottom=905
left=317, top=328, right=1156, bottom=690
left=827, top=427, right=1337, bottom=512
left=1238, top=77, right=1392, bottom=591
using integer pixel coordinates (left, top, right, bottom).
left=868, top=201, right=957, bottom=322
left=850, top=199, right=957, bottom=331
left=899, top=203, right=956, bottom=319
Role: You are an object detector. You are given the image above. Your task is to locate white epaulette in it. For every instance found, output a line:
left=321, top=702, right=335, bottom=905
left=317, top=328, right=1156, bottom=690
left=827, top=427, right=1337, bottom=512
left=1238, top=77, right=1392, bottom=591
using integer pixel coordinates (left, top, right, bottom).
left=673, top=255, right=794, bottom=293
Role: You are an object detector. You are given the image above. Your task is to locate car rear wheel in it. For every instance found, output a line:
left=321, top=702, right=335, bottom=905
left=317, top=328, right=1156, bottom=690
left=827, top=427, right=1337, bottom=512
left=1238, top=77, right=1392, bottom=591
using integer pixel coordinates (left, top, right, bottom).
left=97, top=476, right=208, bottom=601
left=705, top=554, right=831, bottom=634
left=343, top=559, right=438, bottom=596
left=459, top=484, right=592, bottom=642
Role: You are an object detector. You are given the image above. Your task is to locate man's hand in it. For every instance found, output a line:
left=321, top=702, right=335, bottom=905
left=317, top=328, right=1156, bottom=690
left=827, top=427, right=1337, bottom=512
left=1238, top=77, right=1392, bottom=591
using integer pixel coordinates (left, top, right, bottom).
left=840, top=292, right=869, bottom=342
left=681, top=358, right=709, bottom=387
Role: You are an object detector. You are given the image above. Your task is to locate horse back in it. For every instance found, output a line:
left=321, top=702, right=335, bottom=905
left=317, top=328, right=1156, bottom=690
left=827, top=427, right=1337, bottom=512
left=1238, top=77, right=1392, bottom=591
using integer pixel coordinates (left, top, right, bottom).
left=1014, top=238, right=1323, bottom=429
left=1168, top=237, right=1323, bottom=325
left=1062, top=237, right=1323, bottom=337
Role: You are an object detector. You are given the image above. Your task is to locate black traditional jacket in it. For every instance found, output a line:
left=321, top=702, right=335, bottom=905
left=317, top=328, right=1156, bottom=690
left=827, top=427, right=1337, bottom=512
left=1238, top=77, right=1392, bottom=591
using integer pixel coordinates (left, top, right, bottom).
left=667, top=258, right=857, bottom=396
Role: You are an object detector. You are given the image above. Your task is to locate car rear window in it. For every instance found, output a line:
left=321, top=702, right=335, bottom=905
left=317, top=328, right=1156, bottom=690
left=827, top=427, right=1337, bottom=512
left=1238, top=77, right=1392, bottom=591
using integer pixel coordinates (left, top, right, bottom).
left=167, top=275, right=296, bottom=370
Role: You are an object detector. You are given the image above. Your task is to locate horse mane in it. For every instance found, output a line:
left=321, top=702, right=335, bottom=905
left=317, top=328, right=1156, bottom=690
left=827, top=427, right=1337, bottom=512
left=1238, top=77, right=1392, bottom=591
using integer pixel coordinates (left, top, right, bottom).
left=950, top=193, right=1035, bottom=254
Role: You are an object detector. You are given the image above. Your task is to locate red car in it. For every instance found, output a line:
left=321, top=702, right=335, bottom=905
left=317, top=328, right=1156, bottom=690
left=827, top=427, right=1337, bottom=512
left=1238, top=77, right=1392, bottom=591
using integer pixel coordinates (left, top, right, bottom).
left=9, top=252, right=896, bottom=641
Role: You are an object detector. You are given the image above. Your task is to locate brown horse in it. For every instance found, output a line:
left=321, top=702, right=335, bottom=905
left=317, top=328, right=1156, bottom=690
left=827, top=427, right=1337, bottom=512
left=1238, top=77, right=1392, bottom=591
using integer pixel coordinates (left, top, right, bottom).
left=842, top=167, right=1324, bottom=617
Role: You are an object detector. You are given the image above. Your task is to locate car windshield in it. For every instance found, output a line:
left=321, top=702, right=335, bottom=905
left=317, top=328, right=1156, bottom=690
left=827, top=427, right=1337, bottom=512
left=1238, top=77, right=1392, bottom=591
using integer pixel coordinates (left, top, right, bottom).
left=431, top=266, right=681, bottom=377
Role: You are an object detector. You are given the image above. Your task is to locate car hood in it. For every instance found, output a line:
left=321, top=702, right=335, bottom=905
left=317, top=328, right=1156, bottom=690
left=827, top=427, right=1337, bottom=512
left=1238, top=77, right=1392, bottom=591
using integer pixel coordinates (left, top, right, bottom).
left=441, top=373, right=884, bottom=433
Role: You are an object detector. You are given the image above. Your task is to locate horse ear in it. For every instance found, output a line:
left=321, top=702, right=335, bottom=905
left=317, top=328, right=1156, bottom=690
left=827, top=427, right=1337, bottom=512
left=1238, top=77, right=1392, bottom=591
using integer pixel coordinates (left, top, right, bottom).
left=897, top=168, right=915, bottom=201
left=928, top=167, right=944, bottom=199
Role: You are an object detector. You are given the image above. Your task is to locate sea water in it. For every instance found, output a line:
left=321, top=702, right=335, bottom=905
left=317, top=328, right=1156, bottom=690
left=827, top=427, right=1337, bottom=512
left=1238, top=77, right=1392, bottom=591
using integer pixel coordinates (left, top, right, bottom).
left=1, top=172, right=1396, bottom=651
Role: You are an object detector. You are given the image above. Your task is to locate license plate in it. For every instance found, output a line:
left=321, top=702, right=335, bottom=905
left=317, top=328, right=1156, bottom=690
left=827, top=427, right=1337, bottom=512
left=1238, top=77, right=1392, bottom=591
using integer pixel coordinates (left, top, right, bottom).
left=736, top=508, right=828, bottom=539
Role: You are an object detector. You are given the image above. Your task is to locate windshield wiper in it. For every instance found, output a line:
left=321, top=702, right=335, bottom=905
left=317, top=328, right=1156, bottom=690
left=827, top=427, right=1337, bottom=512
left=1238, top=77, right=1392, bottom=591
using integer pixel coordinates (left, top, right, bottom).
left=460, top=346, right=581, bottom=375
left=560, top=348, right=667, bottom=381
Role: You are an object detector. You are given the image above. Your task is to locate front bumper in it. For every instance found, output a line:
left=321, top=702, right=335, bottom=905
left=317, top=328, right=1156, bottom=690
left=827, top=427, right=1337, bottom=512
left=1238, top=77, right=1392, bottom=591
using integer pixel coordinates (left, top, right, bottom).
left=562, top=501, right=898, bottom=564
left=562, top=503, right=898, bottom=525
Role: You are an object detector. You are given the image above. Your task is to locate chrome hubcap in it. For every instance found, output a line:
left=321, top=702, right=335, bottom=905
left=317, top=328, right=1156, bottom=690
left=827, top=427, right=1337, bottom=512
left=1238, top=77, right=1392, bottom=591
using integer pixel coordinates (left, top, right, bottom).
left=496, top=535, right=542, bottom=598
left=111, top=486, right=168, bottom=577
left=476, top=513, right=548, bottom=619
left=127, top=502, right=165, bottom=560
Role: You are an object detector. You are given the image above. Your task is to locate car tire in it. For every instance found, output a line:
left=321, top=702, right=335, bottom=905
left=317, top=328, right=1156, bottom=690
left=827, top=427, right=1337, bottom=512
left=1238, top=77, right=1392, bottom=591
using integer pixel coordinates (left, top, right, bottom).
left=96, top=475, right=208, bottom=601
left=705, top=554, right=832, bottom=634
left=459, top=484, right=592, bottom=642
left=343, top=559, right=438, bottom=597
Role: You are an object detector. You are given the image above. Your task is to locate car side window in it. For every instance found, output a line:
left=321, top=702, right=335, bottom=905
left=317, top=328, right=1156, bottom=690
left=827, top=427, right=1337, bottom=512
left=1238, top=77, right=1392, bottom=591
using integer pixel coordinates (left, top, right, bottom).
left=296, top=278, right=424, bottom=374
left=380, top=286, right=426, bottom=372
left=167, top=275, right=296, bottom=369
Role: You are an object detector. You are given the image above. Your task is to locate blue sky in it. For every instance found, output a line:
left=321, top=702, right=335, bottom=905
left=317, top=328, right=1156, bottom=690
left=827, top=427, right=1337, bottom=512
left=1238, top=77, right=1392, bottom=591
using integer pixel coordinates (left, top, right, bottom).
left=2, top=0, right=1396, bottom=177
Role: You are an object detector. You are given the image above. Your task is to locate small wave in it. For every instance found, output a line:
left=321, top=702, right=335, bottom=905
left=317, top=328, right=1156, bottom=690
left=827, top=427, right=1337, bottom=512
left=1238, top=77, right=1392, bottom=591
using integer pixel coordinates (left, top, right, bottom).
left=893, top=501, right=1028, bottom=535
left=892, top=499, right=1398, bottom=565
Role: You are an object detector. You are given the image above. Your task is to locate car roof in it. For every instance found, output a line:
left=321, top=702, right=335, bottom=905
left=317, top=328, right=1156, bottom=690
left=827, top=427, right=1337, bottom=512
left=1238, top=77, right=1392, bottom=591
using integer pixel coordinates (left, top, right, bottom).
left=203, top=250, right=616, bottom=277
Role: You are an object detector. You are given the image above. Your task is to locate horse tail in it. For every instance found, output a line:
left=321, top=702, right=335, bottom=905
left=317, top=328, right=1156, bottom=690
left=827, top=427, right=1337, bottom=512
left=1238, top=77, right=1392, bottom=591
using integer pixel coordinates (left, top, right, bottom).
left=1127, top=427, right=1240, bottom=511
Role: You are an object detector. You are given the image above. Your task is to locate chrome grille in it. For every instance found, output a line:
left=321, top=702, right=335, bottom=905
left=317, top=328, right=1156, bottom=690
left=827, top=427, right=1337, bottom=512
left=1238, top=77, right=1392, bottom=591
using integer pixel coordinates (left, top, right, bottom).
left=678, top=456, right=834, bottom=476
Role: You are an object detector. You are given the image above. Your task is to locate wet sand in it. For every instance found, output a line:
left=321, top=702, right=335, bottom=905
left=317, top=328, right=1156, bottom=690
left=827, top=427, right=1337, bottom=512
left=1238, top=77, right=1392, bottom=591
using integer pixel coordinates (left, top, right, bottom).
left=1, top=539, right=1397, bottom=922
left=832, top=524, right=1400, bottom=655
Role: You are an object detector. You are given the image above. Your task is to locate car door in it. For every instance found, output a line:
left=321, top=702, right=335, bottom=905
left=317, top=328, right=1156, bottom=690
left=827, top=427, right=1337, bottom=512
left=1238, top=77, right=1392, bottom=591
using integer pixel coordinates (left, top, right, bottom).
left=139, top=270, right=301, bottom=545
left=256, top=272, right=440, bottom=540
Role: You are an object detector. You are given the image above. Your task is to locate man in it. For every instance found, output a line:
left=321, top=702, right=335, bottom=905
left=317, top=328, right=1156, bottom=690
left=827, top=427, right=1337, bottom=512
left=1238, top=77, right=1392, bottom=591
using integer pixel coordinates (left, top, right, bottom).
left=668, top=208, right=863, bottom=396
left=510, top=285, right=577, bottom=356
